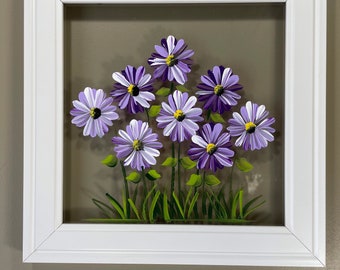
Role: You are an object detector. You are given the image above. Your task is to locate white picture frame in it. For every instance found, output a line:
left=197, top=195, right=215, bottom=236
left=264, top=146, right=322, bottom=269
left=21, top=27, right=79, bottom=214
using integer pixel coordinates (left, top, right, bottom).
left=23, top=0, right=326, bottom=266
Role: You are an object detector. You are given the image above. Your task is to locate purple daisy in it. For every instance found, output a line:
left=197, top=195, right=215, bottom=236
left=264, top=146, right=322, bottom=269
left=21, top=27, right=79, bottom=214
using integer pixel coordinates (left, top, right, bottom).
left=188, top=123, right=234, bottom=172
left=112, top=119, right=163, bottom=171
left=196, top=66, right=243, bottom=114
left=156, top=90, right=203, bottom=143
left=70, top=87, right=119, bottom=138
left=148, top=35, right=194, bottom=85
left=227, top=101, right=275, bottom=151
left=111, top=65, right=155, bottom=114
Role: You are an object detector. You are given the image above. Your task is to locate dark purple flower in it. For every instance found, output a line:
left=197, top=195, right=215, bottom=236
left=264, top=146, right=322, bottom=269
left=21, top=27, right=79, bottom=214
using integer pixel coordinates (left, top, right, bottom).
left=70, top=87, right=119, bottom=138
left=197, top=66, right=243, bottom=114
left=156, top=90, right=203, bottom=142
left=188, top=123, right=234, bottom=172
left=112, top=120, right=163, bottom=171
left=227, top=101, right=275, bottom=151
left=111, top=65, right=155, bottom=114
left=148, top=35, right=194, bottom=85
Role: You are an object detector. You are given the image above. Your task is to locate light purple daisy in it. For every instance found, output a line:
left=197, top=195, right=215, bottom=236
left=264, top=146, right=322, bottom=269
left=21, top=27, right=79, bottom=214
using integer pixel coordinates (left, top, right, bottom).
left=70, top=87, right=119, bottom=138
left=197, top=66, right=243, bottom=114
left=112, top=119, right=163, bottom=171
left=111, top=65, right=155, bottom=114
left=227, top=101, right=275, bottom=151
left=188, top=123, right=234, bottom=172
left=148, top=35, right=194, bottom=85
left=156, top=90, right=203, bottom=143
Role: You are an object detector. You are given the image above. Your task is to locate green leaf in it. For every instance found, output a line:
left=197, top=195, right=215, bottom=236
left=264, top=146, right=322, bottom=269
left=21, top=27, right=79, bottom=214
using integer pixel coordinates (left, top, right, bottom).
left=126, top=172, right=141, bottom=183
left=149, top=105, right=161, bottom=117
left=176, top=85, right=189, bottom=92
left=180, top=156, right=197, bottom=169
left=101, top=155, right=118, bottom=168
left=235, top=157, right=254, bottom=172
left=156, top=87, right=171, bottom=96
left=210, top=113, right=226, bottom=123
left=205, top=174, right=221, bottom=186
left=162, top=157, right=178, bottom=167
left=145, top=169, right=161, bottom=181
left=186, top=174, right=202, bottom=187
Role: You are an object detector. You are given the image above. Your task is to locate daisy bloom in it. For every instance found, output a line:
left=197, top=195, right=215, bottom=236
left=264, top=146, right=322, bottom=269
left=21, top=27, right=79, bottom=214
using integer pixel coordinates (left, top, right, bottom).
left=188, top=123, right=234, bottom=172
left=197, top=66, right=243, bottom=114
left=148, top=35, right=194, bottom=85
left=156, top=90, right=203, bottom=142
left=112, top=120, right=163, bottom=171
left=111, top=65, right=155, bottom=114
left=227, top=101, right=275, bottom=151
left=70, top=87, right=119, bottom=138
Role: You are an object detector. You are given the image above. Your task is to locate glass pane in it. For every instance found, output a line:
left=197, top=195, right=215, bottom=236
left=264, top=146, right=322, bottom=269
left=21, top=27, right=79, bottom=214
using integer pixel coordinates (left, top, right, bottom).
left=63, top=3, right=285, bottom=225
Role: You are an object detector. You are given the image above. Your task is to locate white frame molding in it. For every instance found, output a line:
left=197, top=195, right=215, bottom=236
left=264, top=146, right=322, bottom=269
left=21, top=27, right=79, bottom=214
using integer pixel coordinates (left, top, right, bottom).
left=23, top=0, right=326, bottom=266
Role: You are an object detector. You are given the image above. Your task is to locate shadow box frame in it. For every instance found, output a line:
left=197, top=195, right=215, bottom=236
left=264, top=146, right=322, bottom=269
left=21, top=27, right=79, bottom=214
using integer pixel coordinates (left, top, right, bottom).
left=23, top=0, right=326, bottom=267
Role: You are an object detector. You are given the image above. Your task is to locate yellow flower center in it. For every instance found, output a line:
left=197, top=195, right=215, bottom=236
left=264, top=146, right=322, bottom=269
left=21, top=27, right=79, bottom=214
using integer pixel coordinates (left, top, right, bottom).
left=89, top=107, right=101, bottom=119
left=165, top=54, right=178, bottom=67
left=132, top=139, right=143, bottom=151
left=214, top=84, right=224, bottom=96
left=245, top=122, right=256, bottom=134
left=127, top=84, right=139, bottom=96
left=173, top=109, right=185, bottom=121
left=206, top=143, right=217, bottom=155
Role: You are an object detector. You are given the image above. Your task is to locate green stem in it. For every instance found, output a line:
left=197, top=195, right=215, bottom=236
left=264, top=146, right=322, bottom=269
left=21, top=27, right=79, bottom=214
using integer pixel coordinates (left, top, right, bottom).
left=171, top=142, right=175, bottom=204
left=206, top=109, right=211, bottom=122
left=169, top=82, right=175, bottom=93
left=120, top=161, right=130, bottom=218
left=177, top=142, right=181, bottom=199
left=142, top=168, right=147, bottom=198
left=145, top=108, right=150, bottom=124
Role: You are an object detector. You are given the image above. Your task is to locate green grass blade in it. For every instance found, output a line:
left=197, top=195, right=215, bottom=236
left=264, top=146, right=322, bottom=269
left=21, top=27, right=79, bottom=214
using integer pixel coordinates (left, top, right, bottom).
left=105, top=193, right=126, bottom=219
left=210, top=192, right=228, bottom=219
left=231, top=190, right=240, bottom=219
left=239, top=190, right=244, bottom=218
left=149, top=190, right=161, bottom=223
left=243, top=195, right=263, bottom=214
left=184, top=187, right=193, bottom=215
left=122, top=190, right=127, bottom=218
left=243, top=200, right=266, bottom=218
left=92, top=199, right=114, bottom=218
left=172, top=192, right=184, bottom=219
left=128, top=199, right=141, bottom=220
left=142, top=184, right=157, bottom=220
left=187, top=192, right=199, bottom=218
left=163, top=193, right=171, bottom=222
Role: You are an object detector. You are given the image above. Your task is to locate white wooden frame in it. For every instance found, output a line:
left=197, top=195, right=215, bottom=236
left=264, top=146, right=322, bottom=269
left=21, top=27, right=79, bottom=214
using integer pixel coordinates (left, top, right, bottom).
left=23, top=0, right=326, bottom=266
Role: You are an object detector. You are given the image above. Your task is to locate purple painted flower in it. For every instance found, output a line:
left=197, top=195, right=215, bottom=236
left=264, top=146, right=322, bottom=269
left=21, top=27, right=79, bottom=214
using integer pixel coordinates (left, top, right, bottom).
left=112, top=120, right=163, bottom=171
left=227, top=101, right=275, bottom=151
left=156, top=90, right=203, bottom=142
left=70, top=87, right=119, bottom=138
left=197, top=66, right=243, bottom=114
left=111, top=65, right=155, bottom=114
left=148, top=35, right=194, bottom=85
left=188, top=123, right=234, bottom=172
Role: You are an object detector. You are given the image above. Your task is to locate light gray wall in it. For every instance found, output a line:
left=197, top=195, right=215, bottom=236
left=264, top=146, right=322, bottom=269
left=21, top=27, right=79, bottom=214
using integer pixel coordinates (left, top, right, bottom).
left=0, top=0, right=339, bottom=269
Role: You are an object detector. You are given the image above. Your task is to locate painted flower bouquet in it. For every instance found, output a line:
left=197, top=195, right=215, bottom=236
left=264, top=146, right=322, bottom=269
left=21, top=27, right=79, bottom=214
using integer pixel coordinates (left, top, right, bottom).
left=70, top=35, right=276, bottom=224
